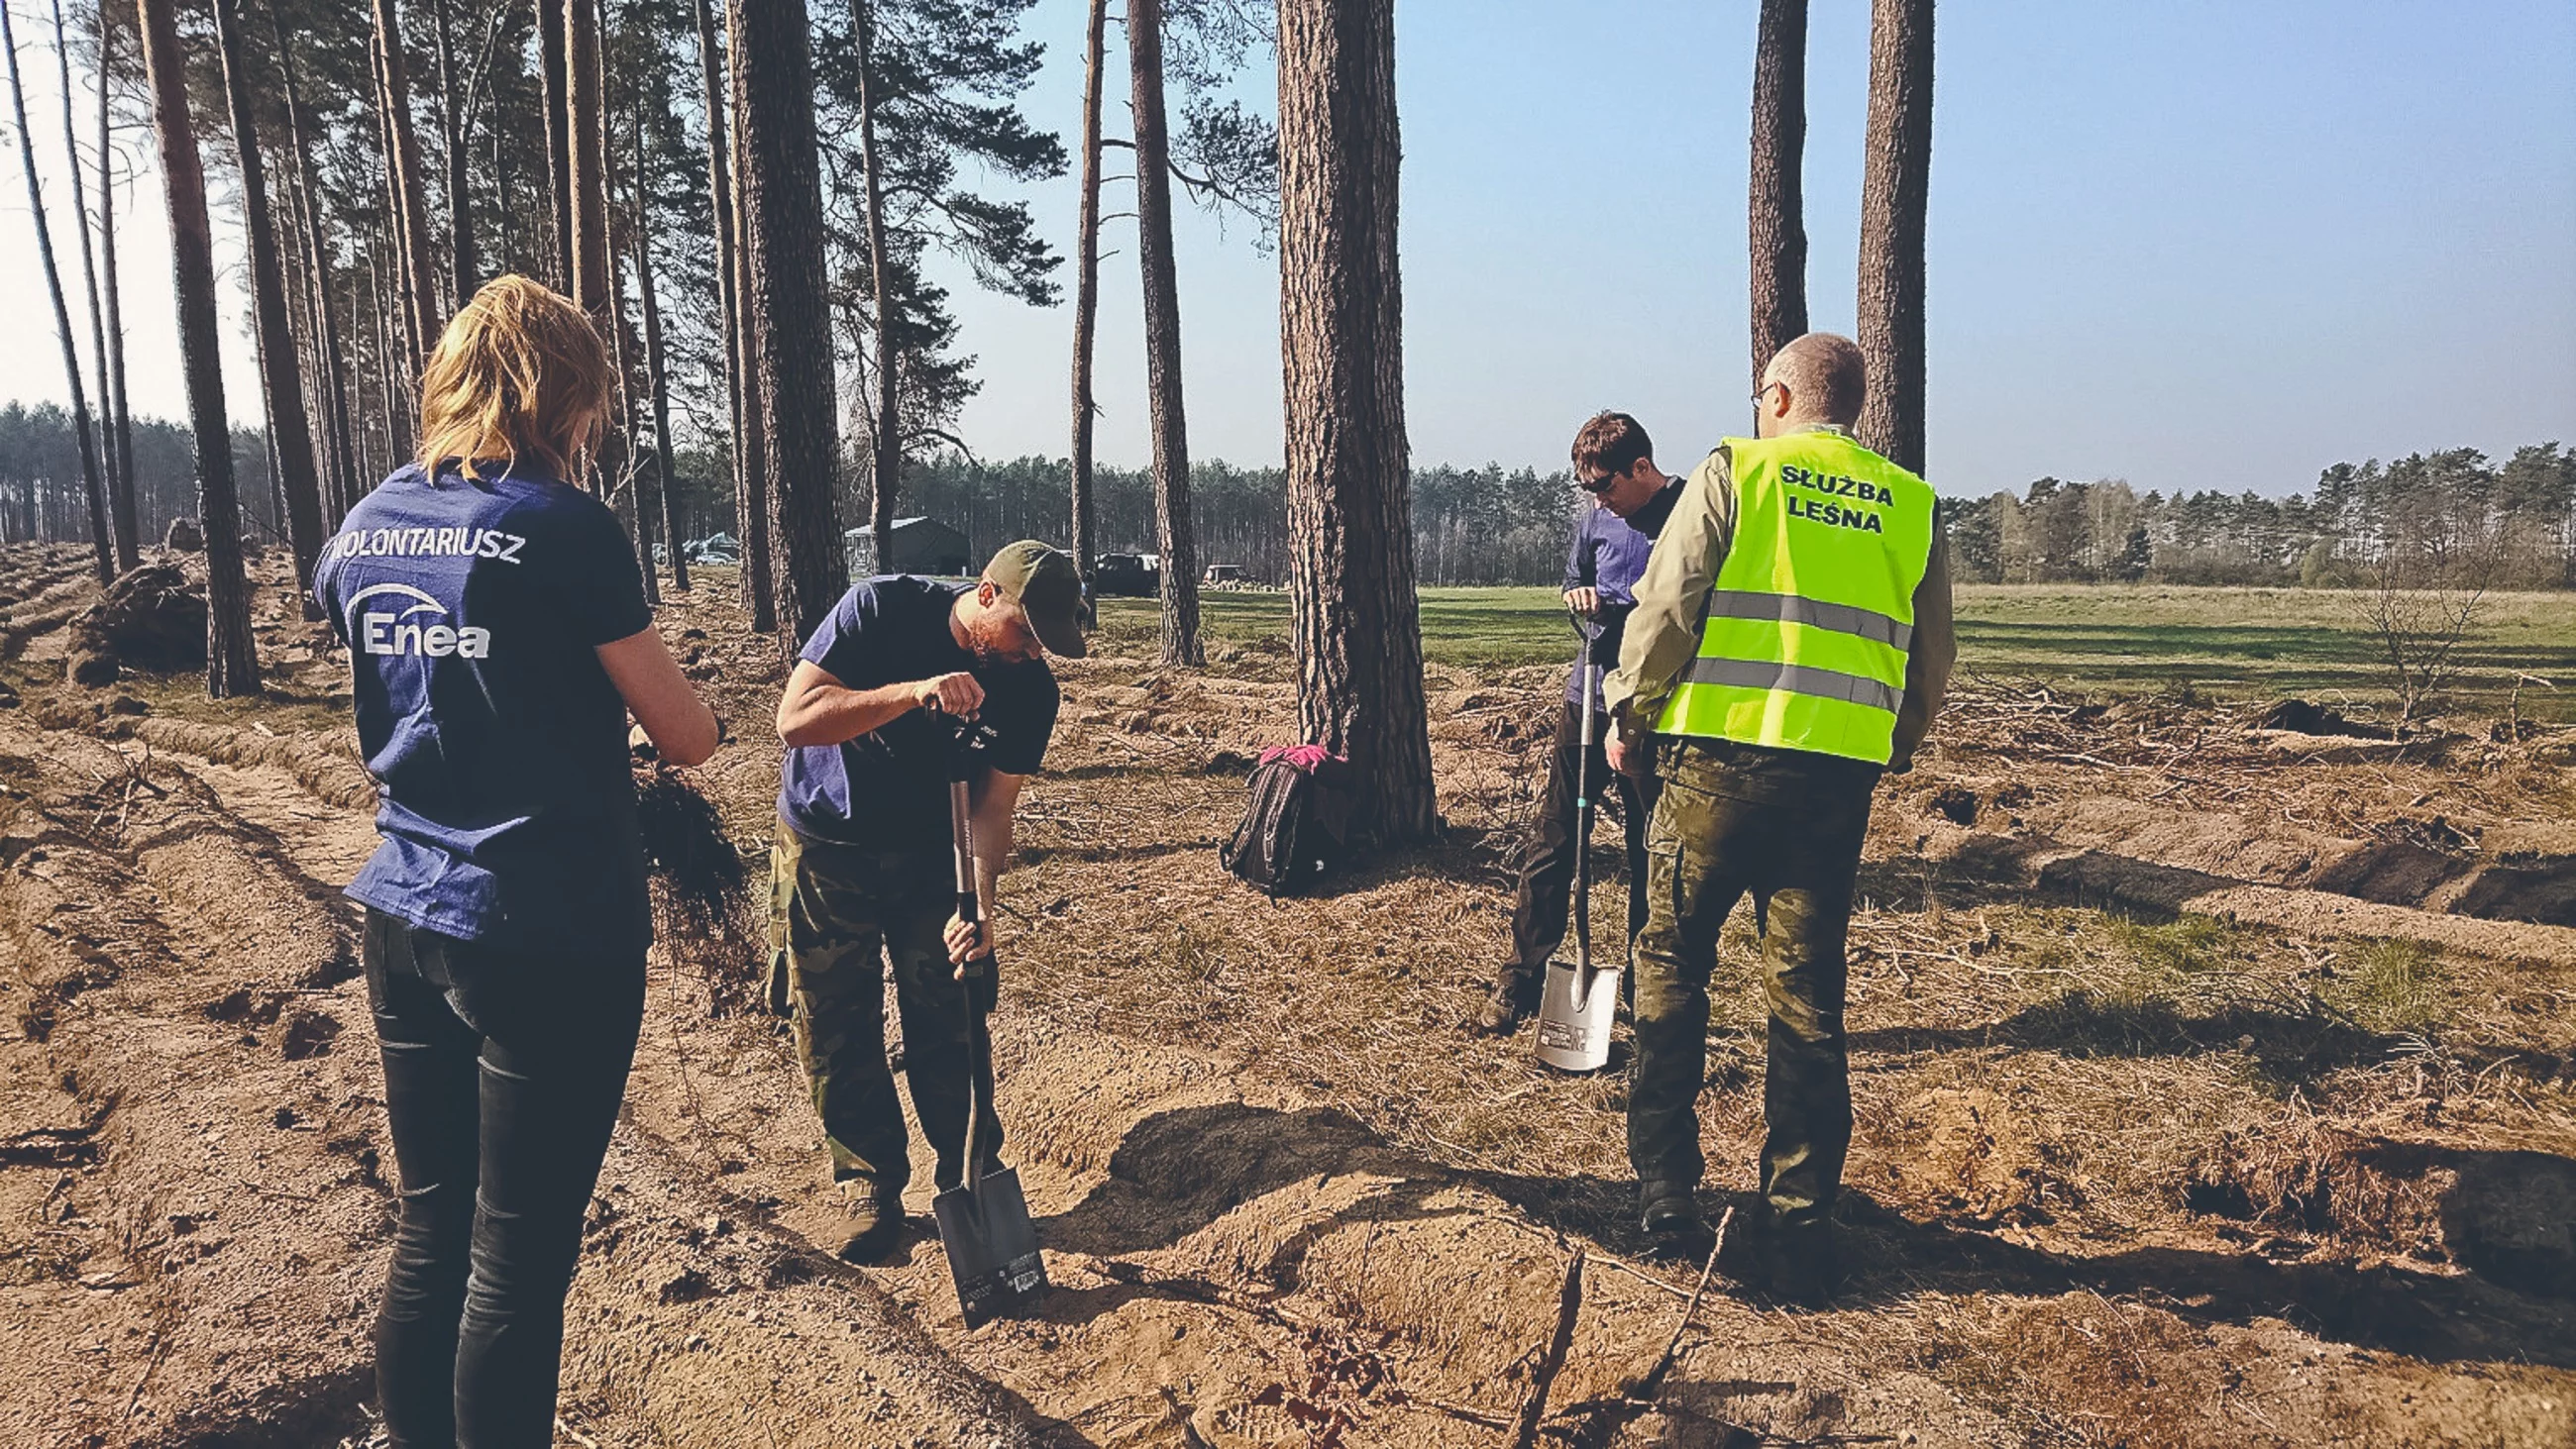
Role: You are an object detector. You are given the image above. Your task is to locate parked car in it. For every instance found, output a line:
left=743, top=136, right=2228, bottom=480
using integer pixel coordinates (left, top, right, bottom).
left=1092, top=553, right=1160, bottom=598
left=1203, top=564, right=1246, bottom=586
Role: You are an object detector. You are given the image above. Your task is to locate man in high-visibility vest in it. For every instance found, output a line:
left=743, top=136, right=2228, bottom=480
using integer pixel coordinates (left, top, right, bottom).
left=1604, top=333, right=1956, bottom=1305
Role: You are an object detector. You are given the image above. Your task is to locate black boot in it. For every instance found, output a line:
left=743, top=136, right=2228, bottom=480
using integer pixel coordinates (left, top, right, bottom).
left=835, top=1190, right=907, bottom=1265
left=1639, top=1183, right=1710, bottom=1262
left=1769, top=1219, right=1840, bottom=1309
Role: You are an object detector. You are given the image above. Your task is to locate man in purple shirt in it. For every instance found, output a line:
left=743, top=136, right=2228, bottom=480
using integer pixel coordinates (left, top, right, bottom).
left=1474, top=412, right=1687, bottom=1036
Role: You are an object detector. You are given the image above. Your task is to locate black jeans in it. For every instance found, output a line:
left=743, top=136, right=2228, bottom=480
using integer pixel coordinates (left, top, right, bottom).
left=1502, top=699, right=1661, bottom=994
left=363, top=909, right=644, bottom=1449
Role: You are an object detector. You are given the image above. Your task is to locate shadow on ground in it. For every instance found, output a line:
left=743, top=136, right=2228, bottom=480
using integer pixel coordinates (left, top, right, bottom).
left=1037, top=1102, right=2576, bottom=1370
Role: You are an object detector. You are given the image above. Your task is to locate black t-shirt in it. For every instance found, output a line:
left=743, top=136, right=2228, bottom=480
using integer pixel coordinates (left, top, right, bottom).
left=777, top=575, right=1059, bottom=853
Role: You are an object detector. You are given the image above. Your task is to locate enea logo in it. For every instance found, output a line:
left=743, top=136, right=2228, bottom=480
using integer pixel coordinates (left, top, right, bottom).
left=345, top=583, right=492, bottom=660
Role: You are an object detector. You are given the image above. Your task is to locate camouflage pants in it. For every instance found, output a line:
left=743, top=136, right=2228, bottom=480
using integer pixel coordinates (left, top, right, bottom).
left=1629, top=740, right=1877, bottom=1228
left=769, top=822, right=1001, bottom=1201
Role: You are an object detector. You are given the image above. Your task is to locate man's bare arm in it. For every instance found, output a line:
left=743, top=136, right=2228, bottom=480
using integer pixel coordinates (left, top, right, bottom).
left=775, top=660, right=985, bottom=748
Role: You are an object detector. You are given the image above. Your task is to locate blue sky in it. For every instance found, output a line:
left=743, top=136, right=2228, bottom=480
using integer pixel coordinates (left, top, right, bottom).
left=950, top=0, right=2576, bottom=497
left=4, top=0, right=2570, bottom=500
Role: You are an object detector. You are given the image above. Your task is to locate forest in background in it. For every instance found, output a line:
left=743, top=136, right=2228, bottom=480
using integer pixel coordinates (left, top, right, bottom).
left=5, top=398, right=2567, bottom=590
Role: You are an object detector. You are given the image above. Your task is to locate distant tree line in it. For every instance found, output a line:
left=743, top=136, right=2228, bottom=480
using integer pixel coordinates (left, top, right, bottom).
left=0, top=402, right=274, bottom=553
left=1947, top=444, right=2576, bottom=589
left=864, top=453, right=1583, bottom=586
left=37, top=407, right=2566, bottom=598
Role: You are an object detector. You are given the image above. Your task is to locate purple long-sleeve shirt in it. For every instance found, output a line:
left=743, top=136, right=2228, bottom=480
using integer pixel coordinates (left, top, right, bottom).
left=1562, top=475, right=1683, bottom=704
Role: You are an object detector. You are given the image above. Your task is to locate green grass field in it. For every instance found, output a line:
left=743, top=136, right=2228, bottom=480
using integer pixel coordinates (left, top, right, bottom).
left=1096, top=584, right=2576, bottom=722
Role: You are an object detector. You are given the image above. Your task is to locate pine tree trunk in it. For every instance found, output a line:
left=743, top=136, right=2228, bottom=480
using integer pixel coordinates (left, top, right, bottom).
left=565, top=0, right=626, bottom=502
left=213, top=0, right=328, bottom=607
left=278, top=33, right=359, bottom=519
left=1857, top=0, right=1932, bottom=473
left=96, top=3, right=139, bottom=568
left=1750, top=0, right=1809, bottom=412
left=697, top=0, right=767, bottom=624
left=633, top=114, right=687, bottom=592
left=540, top=0, right=573, bottom=288
left=367, top=244, right=398, bottom=469
left=852, top=0, right=900, bottom=557
left=3, top=0, right=111, bottom=584
left=1129, top=0, right=1202, bottom=666
left=1066, top=0, right=1107, bottom=583
left=567, top=0, right=610, bottom=329
left=734, top=0, right=843, bottom=639
left=433, top=0, right=477, bottom=302
left=605, top=101, right=654, bottom=604
left=1277, top=0, right=1436, bottom=844
left=608, top=214, right=656, bottom=604
left=373, top=0, right=442, bottom=364
left=138, top=0, right=259, bottom=695
left=721, top=0, right=775, bottom=631
left=54, top=0, right=120, bottom=574
left=370, top=31, right=420, bottom=370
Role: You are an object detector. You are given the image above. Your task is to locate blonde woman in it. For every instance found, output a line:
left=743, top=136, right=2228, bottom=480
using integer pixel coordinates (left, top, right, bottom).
left=314, top=274, right=715, bottom=1447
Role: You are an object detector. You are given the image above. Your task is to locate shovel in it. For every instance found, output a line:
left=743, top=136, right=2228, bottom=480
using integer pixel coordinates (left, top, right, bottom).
left=930, top=755, right=1048, bottom=1327
left=1536, top=655, right=1619, bottom=1073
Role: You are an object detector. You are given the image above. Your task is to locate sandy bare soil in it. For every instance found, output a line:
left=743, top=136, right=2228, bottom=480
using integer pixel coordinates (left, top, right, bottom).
left=2, top=541, right=2570, bottom=1448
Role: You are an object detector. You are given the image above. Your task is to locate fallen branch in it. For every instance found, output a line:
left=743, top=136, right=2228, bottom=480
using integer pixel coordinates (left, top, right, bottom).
left=1510, top=1247, right=1585, bottom=1449
left=1633, top=1206, right=1732, bottom=1402
left=121, top=1329, right=170, bottom=1421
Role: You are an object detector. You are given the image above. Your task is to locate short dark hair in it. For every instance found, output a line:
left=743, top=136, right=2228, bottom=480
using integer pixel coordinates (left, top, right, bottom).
left=1571, top=412, right=1653, bottom=479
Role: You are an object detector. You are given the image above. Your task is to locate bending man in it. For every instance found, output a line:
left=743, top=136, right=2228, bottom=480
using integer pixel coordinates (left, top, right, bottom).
left=1606, top=334, right=1955, bottom=1304
left=771, top=542, right=1083, bottom=1263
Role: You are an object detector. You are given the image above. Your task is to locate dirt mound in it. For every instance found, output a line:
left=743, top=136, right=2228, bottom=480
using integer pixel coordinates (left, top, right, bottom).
left=66, top=565, right=206, bottom=685
left=132, top=718, right=376, bottom=810
left=1882, top=1087, right=2087, bottom=1224
left=2186, top=1117, right=2451, bottom=1257
left=2187, top=1115, right=2576, bottom=1296
left=2250, top=699, right=2394, bottom=739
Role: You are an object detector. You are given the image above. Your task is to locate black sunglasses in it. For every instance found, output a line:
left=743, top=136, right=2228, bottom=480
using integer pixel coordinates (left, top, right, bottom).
left=1577, top=467, right=1624, bottom=495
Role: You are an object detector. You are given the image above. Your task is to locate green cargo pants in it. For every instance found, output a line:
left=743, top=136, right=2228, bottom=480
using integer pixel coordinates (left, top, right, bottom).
left=770, top=822, right=1002, bottom=1202
left=1629, top=738, right=1878, bottom=1229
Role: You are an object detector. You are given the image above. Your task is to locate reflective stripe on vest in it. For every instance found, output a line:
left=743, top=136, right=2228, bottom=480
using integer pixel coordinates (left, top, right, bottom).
left=1655, top=431, right=1936, bottom=765
left=1698, top=588, right=1915, bottom=652
left=1678, top=656, right=1905, bottom=716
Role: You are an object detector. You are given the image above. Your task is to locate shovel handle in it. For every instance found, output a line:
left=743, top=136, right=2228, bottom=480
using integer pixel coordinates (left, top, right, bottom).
left=1571, top=665, right=1599, bottom=969
left=947, top=779, right=994, bottom=981
left=947, top=775, right=998, bottom=1195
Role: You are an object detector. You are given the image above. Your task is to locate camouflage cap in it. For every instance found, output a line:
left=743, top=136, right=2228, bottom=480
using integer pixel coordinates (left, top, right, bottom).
left=985, top=540, right=1087, bottom=659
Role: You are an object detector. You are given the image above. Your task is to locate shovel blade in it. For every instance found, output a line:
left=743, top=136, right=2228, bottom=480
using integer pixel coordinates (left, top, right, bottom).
left=1535, top=958, right=1618, bottom=1073
left=932, top=1165, right=1048, bottom=1328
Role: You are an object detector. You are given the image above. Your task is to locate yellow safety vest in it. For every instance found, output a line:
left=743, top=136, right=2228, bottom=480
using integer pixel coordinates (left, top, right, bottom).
left=1654, top=430, right=1936, bottom=765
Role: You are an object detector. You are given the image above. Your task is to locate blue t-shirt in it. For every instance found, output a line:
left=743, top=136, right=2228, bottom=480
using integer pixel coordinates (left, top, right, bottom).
left=313, top=464, right=654, bottom=954
left=778, top=575, right=1059, bottom=854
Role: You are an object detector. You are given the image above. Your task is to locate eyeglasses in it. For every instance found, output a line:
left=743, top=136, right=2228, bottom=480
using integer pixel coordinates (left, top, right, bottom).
left=1577, top=468, right=1623, bottom=495
left=1752, top=382, right=1783, bottom=407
